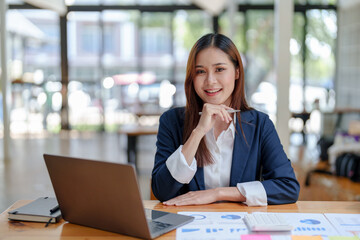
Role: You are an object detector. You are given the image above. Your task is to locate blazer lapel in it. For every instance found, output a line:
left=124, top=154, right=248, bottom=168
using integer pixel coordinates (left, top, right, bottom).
left=230, top=111, right=256, bottom=186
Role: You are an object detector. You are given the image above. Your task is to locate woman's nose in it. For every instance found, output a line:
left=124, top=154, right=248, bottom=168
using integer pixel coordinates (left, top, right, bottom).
left=206, top=72, right=216, bottom=84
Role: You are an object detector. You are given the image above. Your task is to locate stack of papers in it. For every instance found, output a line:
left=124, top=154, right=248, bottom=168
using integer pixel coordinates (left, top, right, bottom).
left=176, top=212, right=360, bottom=240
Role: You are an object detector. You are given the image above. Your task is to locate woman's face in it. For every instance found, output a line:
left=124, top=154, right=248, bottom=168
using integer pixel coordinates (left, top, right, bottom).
left=193, top=47, right=238, bottom=106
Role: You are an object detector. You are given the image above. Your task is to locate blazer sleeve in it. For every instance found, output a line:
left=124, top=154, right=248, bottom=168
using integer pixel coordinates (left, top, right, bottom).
left=151, top=109, right=188, bottom=201
left=259, top=115, right=300, bottom=204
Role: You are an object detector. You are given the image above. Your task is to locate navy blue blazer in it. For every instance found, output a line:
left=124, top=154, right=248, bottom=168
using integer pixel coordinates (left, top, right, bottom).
left=151, top=107, right=300, bottom=205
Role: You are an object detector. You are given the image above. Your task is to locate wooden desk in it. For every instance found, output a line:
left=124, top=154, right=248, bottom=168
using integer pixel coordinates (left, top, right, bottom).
left=1, top=200, right=360, bottom=239
left=118, top=125, right=158, bottom=166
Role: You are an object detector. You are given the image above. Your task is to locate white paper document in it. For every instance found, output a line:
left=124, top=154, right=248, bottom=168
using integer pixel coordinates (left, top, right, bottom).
left=176, top=212, right=249, bottom=240
left=277, top=213, right=339, bottom=236
left=176, top=212, right=357, bottom=240
left=325, top=213, right=360, bottom=237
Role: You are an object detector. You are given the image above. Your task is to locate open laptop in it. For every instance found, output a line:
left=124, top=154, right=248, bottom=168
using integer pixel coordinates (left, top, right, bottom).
left=43, top=154, right=194, bottom=239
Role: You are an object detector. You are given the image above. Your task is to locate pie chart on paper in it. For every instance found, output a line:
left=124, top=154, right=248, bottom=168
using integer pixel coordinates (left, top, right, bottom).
left=221, top=214, right=242, bottom=220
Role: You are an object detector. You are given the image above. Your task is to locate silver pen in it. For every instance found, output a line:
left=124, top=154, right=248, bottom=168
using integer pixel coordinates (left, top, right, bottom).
left=199, top=109, right=241, bottom=115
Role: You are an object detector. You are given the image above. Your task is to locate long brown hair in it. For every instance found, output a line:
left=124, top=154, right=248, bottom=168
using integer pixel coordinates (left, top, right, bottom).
left=183, top=33, right=251, bottom=167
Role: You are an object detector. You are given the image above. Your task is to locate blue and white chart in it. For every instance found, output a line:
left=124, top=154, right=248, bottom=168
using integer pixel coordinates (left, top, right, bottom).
left=176, top=212, right=347, bottom=240
left=177, top=212, right=249, bottom=240
left=276, top=213, right=339, bottom=237
left=324, top=213, right=360, bottom=237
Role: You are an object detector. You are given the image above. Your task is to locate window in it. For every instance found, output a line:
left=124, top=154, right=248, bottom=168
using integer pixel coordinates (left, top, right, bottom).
left=7, top=9, right=61, bottom=134
left=305, top=9, right=337, bottom=112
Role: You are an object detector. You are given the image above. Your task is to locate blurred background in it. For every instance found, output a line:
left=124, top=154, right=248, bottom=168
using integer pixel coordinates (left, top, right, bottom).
left=0, top=0, right=359, bottom=212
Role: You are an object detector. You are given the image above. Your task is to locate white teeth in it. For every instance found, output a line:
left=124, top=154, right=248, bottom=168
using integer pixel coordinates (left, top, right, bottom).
left=206, top=89, right=221, bottom=93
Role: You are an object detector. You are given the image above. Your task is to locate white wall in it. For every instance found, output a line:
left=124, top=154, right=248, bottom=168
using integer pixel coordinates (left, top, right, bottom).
left=335, top=1, right=360, bottom=130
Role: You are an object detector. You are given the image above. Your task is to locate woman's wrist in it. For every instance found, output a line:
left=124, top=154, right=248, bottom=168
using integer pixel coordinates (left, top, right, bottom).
left=215, top=188, right=223, bottom=202
left=181, top=127, right=206, bottom=165
left=216, top=187, right=246, bottom=202
left=193, top=127, right=207, bottom=138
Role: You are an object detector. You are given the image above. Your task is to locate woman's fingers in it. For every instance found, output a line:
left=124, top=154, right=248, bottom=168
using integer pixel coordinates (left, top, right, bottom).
left=163, top=192, right=194, bottom=205
left=163, top=192, right=194, bottom=206
left=220, top=109, right=227, bottom=123
left=220, top=104, right=233, bottom=111
left=220, top=108, right=232, bottom=123
left=202, top=104, right=233, bottom=121
left=163, top=190, right=218, bottom=206
left=220, top=104, right=234, bottom=122
left=196, top=103, right=234, bottom=134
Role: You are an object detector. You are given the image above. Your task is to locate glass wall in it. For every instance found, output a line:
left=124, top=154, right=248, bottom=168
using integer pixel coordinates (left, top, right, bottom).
left=289, top=10, right=337, bottom=114
left=218, top=6, right=337, bottom=128
left=173, top=10, right=212, bottom=106
left=3, top=1, right=337, bottom=135
left=140, top=12, right=173, bottom=112
left=245, top=10, right=276, bottom=119
left=305, top=9, right=336, bottom=112
left=219, top=10, right=277, bottom=120
left=219, top=12, right=246, bottom=53
left=67, top=11, right=103, bottom=130
left=290, top=12, right=306, bottom=113
left=7, top=9, right=61, bottom=134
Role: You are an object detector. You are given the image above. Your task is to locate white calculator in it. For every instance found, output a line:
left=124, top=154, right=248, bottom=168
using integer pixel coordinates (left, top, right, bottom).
left=243, top=213, right=293, bottom=232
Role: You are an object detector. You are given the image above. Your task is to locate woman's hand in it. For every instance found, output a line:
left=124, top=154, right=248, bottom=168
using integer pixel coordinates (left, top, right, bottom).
left=195, top=103, right=233, bottom=136
left=181, top=103, right=234, bottom=165
left=162, top=189, right=219, bottom=206
left=162, top=187, right=246, bottom=206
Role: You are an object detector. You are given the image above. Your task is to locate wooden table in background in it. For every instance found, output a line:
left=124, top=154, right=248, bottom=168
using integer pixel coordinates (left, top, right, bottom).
left=291, top=111, right=311, bottom=144
left=118, top=125, right=158, bottom=167
left=1, top=200, right=360, bottom=240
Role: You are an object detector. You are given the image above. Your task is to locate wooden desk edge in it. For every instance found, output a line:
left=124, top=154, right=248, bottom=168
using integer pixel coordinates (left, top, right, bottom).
left=4, top=200, right=360, bottom=215
left=1, top=200, right=360, bottom=240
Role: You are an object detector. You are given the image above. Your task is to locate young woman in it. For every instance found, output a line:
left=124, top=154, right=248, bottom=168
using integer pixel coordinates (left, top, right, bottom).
left=151, top=33, right=300, bottom=206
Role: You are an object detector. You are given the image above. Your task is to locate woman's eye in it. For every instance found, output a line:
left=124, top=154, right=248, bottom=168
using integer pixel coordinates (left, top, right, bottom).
left=196, top=69, right=205, bottom=74
left=216, top=68, right=225, bottom=72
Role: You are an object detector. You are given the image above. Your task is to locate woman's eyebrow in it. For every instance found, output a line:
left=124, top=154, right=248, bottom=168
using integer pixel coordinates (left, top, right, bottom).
left=195, top=63, right=227, bottom=68
left=213, top=63, right=227, bottom=66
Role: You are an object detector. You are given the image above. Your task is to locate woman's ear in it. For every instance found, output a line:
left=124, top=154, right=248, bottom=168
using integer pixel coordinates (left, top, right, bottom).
left=235, top=67, right=240, bottom=80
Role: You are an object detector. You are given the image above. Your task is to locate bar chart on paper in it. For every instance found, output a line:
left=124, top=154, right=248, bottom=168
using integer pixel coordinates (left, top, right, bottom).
left=277, top=213, right=338, bottom=236
left=176, top=212, right=360, bottom=240
left=177, top=212, right=248, bottom=239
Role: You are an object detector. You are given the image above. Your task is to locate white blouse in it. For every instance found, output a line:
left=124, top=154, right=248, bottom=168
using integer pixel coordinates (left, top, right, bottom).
left=165, top=115, right=267, bottom=206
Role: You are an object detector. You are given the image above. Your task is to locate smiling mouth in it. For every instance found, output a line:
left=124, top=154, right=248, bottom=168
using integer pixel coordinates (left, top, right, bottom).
left=205, top=89, right=222, bottom=93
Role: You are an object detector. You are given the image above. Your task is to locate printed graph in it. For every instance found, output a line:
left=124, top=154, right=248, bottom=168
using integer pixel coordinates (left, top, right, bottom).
left=300, top=219, right=321, bottom=225
left=189, top=214, right=207, bottom=220
left=221, top=214, right=242, bottom=220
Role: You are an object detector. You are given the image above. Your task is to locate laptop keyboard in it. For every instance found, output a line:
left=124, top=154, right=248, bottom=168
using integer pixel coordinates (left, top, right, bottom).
left=148, top=220, right=173, bottom=232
